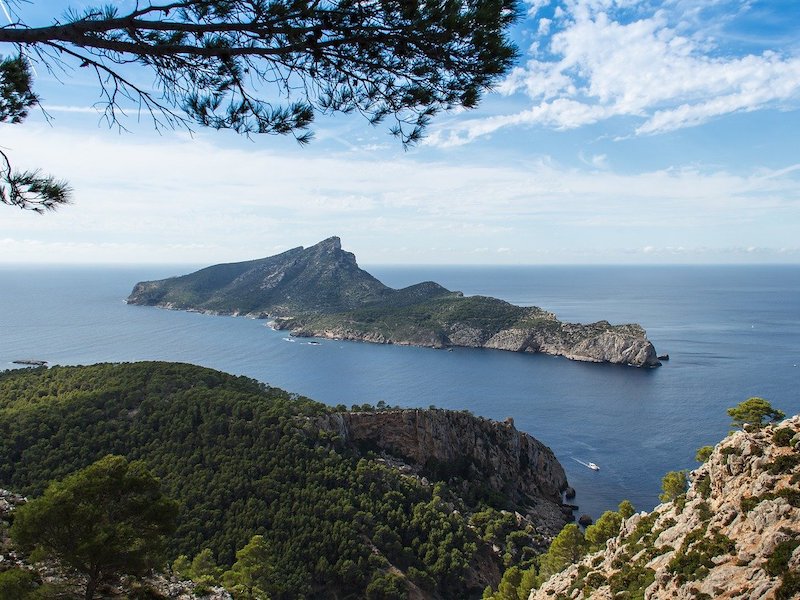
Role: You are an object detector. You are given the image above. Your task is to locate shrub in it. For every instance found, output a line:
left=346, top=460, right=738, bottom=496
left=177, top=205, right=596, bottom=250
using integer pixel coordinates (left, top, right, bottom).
left=742, top=488, right=800, bottom=513
left=765, top=538, right=800, bottom=577
left=0, top=568, right=37, bottom=599
left=777, top=570, right=800, bottom=600
left=607, top=559, right=654, bottom=600
left=741, top=496, right=759, bottom=512
left=773, top=428, right=796, bottom=447
left=625, top=513, right=658, bottom=548
left=660, top=471, right=688, bottom=503
left=696, top=501, right=712, bottom=522
left=584, top=571, right=606, bottom=589
left=766, top=454, right=800, bottom=475
left=696, top=476, right=712, bottom=499
left=695, top=446, right=713, bottom=463
left=668, top=530, right=735, bottom=583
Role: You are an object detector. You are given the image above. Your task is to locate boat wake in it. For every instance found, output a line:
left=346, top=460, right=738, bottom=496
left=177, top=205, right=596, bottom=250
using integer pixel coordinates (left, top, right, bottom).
left=572, top=458, right=600, bottom=471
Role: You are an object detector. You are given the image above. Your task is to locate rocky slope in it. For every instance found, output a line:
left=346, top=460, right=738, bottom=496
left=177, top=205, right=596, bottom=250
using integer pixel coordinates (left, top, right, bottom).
left=128, top=237, right=660, bottom=367
left=316, top=409, right=570, bottom=537
left=279, top=299, right=659, bottom=367
left=127, top=236, right=455, bottom=316
left=530, top=417, right=800, bottom=600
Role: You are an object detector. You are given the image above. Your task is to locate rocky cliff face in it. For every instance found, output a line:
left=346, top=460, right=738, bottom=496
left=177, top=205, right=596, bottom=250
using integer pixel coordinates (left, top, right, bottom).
left=530, top=416, right=800, bottom=600
left=283, top=312, right=660, bottom=368
left=316, top=409, right=570, bottom=537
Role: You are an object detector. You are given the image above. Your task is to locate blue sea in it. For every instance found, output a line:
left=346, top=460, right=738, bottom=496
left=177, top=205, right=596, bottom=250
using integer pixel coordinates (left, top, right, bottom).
left=1, top=264, right=799, bottom=519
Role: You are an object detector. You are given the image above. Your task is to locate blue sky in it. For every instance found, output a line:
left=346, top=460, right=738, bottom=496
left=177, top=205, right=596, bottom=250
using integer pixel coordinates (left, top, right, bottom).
left=0, top=0, right=798, bottom=264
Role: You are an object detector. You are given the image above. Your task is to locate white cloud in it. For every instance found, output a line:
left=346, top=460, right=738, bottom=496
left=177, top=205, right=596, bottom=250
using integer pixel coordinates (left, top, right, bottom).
left=1, top=125, right=798, bottom=264
left=524, top=0, right=552, bottom=18
left=428, top=0, right=800, bottom=144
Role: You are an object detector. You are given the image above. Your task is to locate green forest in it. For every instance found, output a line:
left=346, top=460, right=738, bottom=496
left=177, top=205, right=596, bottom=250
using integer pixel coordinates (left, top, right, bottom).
left=0, top=362, right=540, bottom=599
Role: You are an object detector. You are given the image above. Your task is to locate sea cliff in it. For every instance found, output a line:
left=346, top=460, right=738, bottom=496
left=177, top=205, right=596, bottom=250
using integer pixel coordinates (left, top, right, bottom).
left=315, top=409, right=569, bottom=536
left=277, top=305, right=659, bottom=367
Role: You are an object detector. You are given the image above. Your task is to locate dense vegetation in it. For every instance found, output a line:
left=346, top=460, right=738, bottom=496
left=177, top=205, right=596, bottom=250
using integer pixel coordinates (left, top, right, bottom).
left=0, top=362, right=531, bottom=599
left=279, top=295, right=566, bottom=344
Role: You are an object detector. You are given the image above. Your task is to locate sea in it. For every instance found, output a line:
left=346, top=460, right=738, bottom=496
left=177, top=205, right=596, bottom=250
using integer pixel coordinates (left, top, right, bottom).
left=1, top=264, right=799, bottom=519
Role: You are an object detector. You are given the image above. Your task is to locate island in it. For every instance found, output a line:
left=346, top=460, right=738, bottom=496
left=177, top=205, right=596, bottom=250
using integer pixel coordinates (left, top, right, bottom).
left=127, top=236, right=661, bottom=367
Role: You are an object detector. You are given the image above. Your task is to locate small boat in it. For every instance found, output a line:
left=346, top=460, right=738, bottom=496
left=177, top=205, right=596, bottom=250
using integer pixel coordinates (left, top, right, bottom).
left=587, top=462, right=600, bottom=471
left=307, top=341, right=320, bottom=345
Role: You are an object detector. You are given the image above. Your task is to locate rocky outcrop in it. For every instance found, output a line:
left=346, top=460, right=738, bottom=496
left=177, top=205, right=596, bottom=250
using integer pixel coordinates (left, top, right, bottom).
left=0, top=489, right=26, bottom=569
left=530, top=416, right=800, bottom=600
left=315, top=408, right=570, bottom=537
left=282, top=313, right=660, bottom=368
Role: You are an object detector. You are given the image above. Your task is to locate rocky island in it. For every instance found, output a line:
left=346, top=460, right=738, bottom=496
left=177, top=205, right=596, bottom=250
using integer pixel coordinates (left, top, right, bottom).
left=127, top=236, right=661, bottom=367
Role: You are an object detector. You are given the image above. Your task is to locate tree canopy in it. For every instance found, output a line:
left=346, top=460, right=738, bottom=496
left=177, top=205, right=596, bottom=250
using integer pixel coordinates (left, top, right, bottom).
left=9, top=454, right=178, bottom=600
left=0, top=0, right=518, bottom=211
left=0, top=361, right=537, bottom=599
left=659, top=470, right=687, bottom=503
left=727, top=397, right=785, bottom=431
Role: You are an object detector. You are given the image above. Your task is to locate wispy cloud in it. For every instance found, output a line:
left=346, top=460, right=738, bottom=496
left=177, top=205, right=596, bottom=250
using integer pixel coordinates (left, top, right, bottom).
left=426, top=0, right=800, bottom=146
left=1, top=125, right=798, bottom=264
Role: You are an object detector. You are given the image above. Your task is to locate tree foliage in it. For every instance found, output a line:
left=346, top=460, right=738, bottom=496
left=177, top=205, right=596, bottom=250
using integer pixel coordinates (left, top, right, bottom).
left=0, top=54, right=72, bottom=212
left=695, top=445, right=713, bottom=463
left=617, top=499, right=635, bottom=520
left=659, top=470, right=688, bottom=503
left=9, top=454, right=178, bottom=600
left=222, top=535, right=275, bottom=599
left=0, top=0, right=518, bottom=210
left=727, top=397, right=785, bottom=431
left=584, top=510, right=622, bottom=550
left=0, top=362, right=527, bottom=599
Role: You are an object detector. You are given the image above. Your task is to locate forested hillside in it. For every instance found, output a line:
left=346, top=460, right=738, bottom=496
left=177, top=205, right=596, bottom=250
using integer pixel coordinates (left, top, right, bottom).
left=0, top=362, right=553, bottom=599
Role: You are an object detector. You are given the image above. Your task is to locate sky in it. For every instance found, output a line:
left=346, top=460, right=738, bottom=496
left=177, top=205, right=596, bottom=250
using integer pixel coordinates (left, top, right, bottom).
left=0, top=0, right=799, bottom=265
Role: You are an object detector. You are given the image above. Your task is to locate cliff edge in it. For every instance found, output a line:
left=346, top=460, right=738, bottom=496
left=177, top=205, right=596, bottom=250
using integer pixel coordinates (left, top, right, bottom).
left=531, top=416, right=800, bottom=600
left=316, top=409, right=569, bottom=537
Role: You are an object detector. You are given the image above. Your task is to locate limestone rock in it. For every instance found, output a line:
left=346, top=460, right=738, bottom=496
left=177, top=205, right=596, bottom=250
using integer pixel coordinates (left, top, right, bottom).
left=530, top=416, right=800, bottom=600
left=315, top=408, right=570, bottom=538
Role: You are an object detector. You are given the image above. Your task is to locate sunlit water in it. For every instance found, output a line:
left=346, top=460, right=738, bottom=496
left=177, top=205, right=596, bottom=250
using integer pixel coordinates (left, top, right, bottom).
left=2, top=264, right=798, bottom=518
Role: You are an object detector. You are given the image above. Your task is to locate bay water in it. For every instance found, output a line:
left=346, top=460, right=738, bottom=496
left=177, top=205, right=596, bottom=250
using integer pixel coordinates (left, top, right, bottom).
left=1, top=264, right=798, bottom=519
